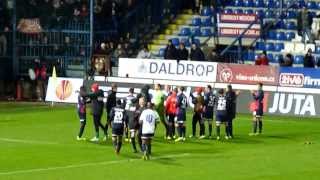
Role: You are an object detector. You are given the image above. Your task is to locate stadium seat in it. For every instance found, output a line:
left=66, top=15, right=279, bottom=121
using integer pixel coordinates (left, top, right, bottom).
left=298, top=0, right=306, bottom=8
left=267, top=54, right=274, bottom=62
left=224, top=9, right=233, bottom=14
left=201, top=28, right=212, bottom=37
left=275, top=43, right=285, bottom=52
left=266, top=42, right=275, bottom=51
left=315, top=46, right=320, bottom=54
left=244, top=9, right=254, bottom=15
left=191, top=27, right=201, bottom=36
left=294, top=55, right=304, bottom=64
left=268, top=31, right=277, bottom=40
left=274, top=1, right=281, bottom=8
left=285, top=32, right=295, bottom=40
left=234, top=0, right=243, bottom=7
left=191, top=17, right=201, bottom=26
left=179, top=27, right=191, bottom=36
left=202, top=17, right=213, bottom=26
left=286, top=11, right=297, bottom=19
left=159, top=48, right=165, bottom=57
left=234, top=9, right=243, bottom=14
left=255, top=41, right=265, bottom=51
left=192, top=39, right=201, bottom=46
left=265, top=0, right=275, bottom=8
left=247, top=51, right=255, bottom=61
left=307, top=1, right=317, bottom=9
left=254, top=0, right=264, bottom=7
left=201, top=7, right=213, bottom=16
left=265, top=11, right=274, bottom=18
left=244, top=0, right=254, bottom=7
left=255, top=10, right=264, bottom=18
left=275, top=20, right=285, bottom=29
left=317, top=2, right=320, bottom=10
left=285, top=21, right=296, bottom=30
left=274, top=54, right=283, bottom=63
left=171, top=38, right=180, bottom=46
left=180, top=38, right=191, bottom=47
left=276, top=32, right=286, bottom=41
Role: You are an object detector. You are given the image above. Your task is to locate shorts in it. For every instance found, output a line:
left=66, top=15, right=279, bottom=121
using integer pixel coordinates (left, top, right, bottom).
left=141, top=133, right=154, bottom=139
left=78, top=112, right=86, bottom=122
left=127, top=111, right=138, bottom=129
left=176, top=111, right=186, bottom=123
left=253, top=109, right=263, bottom=117
left=216, top=114, right=227, bottom=123
left=167, top=114, right=176, bottom=123
left=112, top=127, right=124, bottom=136
left=203, top=110, right=214, bottom=120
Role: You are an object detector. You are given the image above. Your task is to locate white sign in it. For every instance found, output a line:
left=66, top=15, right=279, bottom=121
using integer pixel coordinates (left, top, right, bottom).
left=118, top=58, right=218, bottom=82
left=45, top=77, right=84, bottom=103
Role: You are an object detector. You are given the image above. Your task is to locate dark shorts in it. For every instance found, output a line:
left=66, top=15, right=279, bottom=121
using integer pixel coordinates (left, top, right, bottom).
left=127, top=111, right=138, bottom=129
left=167, top=114, right=176, bottom=123
left=78, top=112, right=86, bottom=121
left=177, top=111, right=186, bottom=123
left=112, top=127, right=124, bottom=136
left=204, top=109, right=214, bottom=120
left=141, top=133, right=154, bottom=139
left=254, top=108, right=263, bottom=117
left=216, top=114, right=227, bottom=123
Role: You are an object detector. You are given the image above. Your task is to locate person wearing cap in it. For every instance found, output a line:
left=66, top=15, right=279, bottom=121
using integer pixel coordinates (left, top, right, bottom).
left=87, top=83, right=107, bottom=142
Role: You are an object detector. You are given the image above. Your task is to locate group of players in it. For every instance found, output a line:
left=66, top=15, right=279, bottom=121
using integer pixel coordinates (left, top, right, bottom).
left=76, top=82, right=265, bottom=160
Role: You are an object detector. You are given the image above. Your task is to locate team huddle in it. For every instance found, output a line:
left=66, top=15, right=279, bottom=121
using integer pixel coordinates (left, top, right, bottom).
left=76, top=82, right=265, bottom=160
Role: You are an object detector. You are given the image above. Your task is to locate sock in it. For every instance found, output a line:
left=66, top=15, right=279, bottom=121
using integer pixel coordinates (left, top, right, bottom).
left=147, top=143, right=151, bottom=155
left=95, top=131, right=99, bottom=138
left=112, top=139, right=117, bottom=148
left=172, top=124, right=176, bottom=137
left=258, top=120, right=263, bottom=133
left=229, top=121, right=233, bottom=137
left=225, top=125, right=229, bottom=137
left=192, top=117, right=197, bottom=136
left=253, top=121, right=257, bottom=133
left=131, top=138, right=137, bottom=151
left=177, top=126, right=181, bottom=137
left=117, top=141, right=122, bottom=152
left=141, top=143, right=145, bottom=152
left=78, top=122, right=86, bottom=137
left=216, top=126, right=220, bottom=137
left=208, top=124, right=212, bottom=136
left=138, top=135, right=143, bottom=151
left=167, top=124, right=172, bottom=138
left=182, top=126, right=186, bottom=137
left=145, top=144, right=149, bottom=156
left=125, top=128, right=128, bottom=139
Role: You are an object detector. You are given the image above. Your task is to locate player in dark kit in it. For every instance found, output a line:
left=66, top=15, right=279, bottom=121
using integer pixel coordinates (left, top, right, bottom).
left=105, top=83, right=117, bottom=140
left=76, top=86, right=88, bottom=141
left=215, top=89, right=230, bottom=140
left=109, top=99, right=128, bottom=155
left=87, top=83, right=106, bottom=142
left=175, top=87, right=188, bottom=142
left=250, top=83, right=264, bottom=136
left=226, top=85, right=239, bottom=138
left=124, top=88, right=139, bottom=153
left=190, top=87, right=205, bottom=139
left=135, top=97, right=147, bottom=152
left=203, top=85, right=216, bottom=138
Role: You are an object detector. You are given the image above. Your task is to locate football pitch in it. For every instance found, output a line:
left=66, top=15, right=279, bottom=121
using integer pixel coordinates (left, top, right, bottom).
left=0, top=102, right=320, bottom=180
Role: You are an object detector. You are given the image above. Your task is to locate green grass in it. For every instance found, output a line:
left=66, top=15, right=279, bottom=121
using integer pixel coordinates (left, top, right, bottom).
left=0, top=102, right=320, bottom=180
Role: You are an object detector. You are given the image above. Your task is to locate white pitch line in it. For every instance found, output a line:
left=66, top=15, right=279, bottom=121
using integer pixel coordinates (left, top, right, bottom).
left=0, top=153, right=190, bottom=176
left=0, top=138, right=60, bottom=145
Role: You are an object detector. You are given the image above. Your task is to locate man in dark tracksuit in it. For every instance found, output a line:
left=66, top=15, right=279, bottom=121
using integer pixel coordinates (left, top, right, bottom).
left=250, top=83, right=264, bottom=136
left=87, top=83, right=106, bottom=142
left=226, top=85, right=238, bottom=138
left=76, top=86, right=88, bottom=141
left=134, top=97, right=146, bottom=152
left=105, top=83, right=117, bottom=139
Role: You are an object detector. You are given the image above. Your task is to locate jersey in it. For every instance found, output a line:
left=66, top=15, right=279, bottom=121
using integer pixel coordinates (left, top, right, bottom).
left=139, top=109, right=160, bottom=134
left=253, top=90, right=264, bottom=116
left=106, top=90, right=117, bottom=114
left=226, top=90, right=237, bottom=119
left=216, top=95, right=228, bottom=116
left=153, top=90, right=165, bottom=108
left=125, top=94, right=137, bottom=128
left=165, top=94, right=177, bottom=115
left=77, top=94, right=87, bottom=120
left=192, top=94, right=205, bottom=113
left=176, top=93, right=187, bottom=122
left=204, top=91, right=216, bottom=119
left=110, top=106, right=128, bottom=130
left=87, top=90, right=104, bottom=115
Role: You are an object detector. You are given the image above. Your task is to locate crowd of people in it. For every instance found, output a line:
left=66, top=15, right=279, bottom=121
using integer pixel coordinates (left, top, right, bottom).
left=75, top=82, right=265, bottom=160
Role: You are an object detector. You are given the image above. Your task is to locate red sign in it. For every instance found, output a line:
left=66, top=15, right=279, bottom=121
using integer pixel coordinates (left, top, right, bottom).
left=217, top=63, right=279, bottom=85
left=219, top=27, right=260, bottom=37
left=279, top=73, right=304, bottom=87
left=219, top=13, right=258, bottom=24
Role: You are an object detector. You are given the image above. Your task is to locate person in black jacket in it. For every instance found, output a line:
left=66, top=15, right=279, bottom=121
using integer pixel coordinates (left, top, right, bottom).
left=177, top=43, right=189, bottom=61
left=225, top=85, right=240, bottom=138
left=304, top=48, right=315, bottom=68
left=136, top=85, right=152, bottom=103
left=87, top=83, right=106, bottom=142
left=164, top=40, right=178, bottom=60
left=105, top=83, right=118, bottom=138
left=190, top=43, right=205, bottom=61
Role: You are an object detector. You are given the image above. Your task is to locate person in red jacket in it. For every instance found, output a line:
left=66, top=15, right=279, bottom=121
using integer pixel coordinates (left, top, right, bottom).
left=165, top=88, right=178, bottom=140
left=255, top=51, right=269, bottom=66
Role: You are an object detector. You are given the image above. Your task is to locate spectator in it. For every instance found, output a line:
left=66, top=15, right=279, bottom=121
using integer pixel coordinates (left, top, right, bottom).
left=164, top=40, right=178, bottom=60
left=137, top=45, right=151, bottom=59
left=298, top=6, right=313, bottom=43
left=80, top=4, right=89, bottom=18
left=190, top=43, right=205, bottom=61
left=255, top=51, right=269, bottom=65
left=113, top=44, right=127, bottom=66
left=279, top=53, right=293, bottom=67
left=177, top=43, right=189, bottom=61
left=304, top=48, right=315, bottom=68
left=124, top=41, right=133, bottom=57
left=206, top=49, right=220, bottom=62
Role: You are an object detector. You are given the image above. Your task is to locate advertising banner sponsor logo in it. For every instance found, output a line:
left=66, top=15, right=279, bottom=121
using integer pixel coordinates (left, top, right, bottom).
left=279, top=67, right=320, bottom=88
left=236, top=91, right=319, bottom=117
left=45, top=77, right=83, bottom=103
left=217, top=13, right=260, bottom=38
left=118, top=58, right=218, bottom=82
left=217, top=63, right=279, bottom=85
